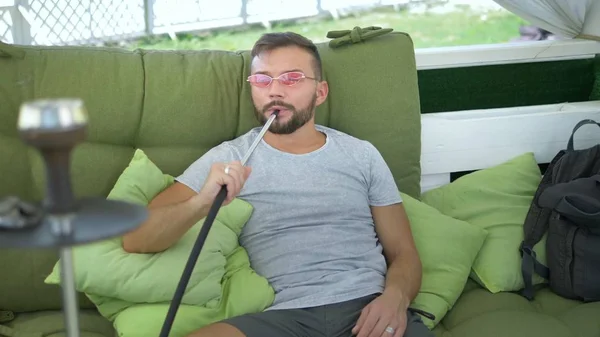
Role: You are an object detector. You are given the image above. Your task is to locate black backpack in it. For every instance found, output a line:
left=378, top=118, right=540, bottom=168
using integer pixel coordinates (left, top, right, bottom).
left=520, top=119, right=600, bottom=302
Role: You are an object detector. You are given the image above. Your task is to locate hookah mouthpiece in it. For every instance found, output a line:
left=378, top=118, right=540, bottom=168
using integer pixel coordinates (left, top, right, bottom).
left=18, top=99, right=89, bottom=214
left=241, top=109, right=279, bottom=166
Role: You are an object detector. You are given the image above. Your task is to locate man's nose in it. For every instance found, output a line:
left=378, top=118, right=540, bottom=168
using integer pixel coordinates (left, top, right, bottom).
left=268, top=80, right=286, bottom=99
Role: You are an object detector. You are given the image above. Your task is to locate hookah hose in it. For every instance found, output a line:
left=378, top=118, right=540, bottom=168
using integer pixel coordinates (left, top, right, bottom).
left=158, top=110, right=279, bottom=337
left=158, top=185, right=227, bottom=337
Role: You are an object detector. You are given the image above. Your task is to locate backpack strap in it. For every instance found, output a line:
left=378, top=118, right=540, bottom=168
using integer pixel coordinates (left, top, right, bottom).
left=520, top=242, right=550, bottom=300
left=519, top=150, right=563, bottom=300
left=567, top=119, right=600, bottom=152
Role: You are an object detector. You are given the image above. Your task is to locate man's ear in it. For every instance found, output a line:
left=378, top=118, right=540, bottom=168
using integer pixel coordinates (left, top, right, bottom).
left=315, top=80, right=329, bottom=106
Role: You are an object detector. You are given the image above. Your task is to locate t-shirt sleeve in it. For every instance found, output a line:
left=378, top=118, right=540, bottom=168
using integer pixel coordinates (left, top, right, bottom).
left=176, top=144, right=236, bottom=193
left=366, top=142, right=403, bottom=206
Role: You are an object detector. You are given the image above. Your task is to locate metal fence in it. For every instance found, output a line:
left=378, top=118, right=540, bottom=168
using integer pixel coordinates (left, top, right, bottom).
left=0, top=0, right=413, bottom=46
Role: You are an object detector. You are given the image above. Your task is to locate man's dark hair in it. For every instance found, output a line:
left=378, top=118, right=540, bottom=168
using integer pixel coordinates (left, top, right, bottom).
left=251, top=32, right=322, bottom=80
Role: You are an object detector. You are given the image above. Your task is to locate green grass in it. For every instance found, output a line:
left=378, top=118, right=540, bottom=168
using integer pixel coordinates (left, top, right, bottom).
left=127, top=6, right=528, bottom=51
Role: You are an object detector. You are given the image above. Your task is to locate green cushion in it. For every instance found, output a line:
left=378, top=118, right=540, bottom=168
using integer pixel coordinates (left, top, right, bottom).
left=432, top=279, right=600, bottom=337
left=45, top=149, right=274, bottom=337
left=402, top=193, right=487, bottom=329
left=0, top=247, right=97, bottom=313
left=421, top=152, right=546, bottom=293
left=0, top=309, right=114, bottom=337
left=111, top=246, right=273, bottom=337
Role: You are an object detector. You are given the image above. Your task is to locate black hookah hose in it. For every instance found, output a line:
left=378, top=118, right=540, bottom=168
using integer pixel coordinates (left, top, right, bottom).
left=158, top=110, right=278, bottom=337
left=158, top=185, right=228, bottom=337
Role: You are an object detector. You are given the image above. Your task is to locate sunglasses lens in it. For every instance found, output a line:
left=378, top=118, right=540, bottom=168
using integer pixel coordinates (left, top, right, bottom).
left=248, top=72, right=306, bottom=87
left=248, top=74, right=271, bottom=87
left=280, top=72, right=304, bottom=85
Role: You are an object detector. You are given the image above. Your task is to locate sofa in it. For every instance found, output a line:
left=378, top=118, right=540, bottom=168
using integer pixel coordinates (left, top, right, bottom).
left=1, top=27, right=599, bottom=337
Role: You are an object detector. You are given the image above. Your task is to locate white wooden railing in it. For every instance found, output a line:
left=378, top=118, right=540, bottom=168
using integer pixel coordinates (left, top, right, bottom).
left=420, top=100, right=600, bottom=192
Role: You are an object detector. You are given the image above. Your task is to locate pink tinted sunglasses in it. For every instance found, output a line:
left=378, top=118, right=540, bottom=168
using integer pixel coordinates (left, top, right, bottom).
left=247, top=71, right=318, bottom=88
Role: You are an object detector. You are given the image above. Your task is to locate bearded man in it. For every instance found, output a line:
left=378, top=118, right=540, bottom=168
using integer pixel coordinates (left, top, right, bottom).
left=122, top=31, right=432, bottom=337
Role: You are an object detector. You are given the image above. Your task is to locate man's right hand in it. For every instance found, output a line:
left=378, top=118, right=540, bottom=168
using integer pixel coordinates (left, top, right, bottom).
left=122, top=161, right=250, bottom=254
left=194, top=161, right=252, bottom=209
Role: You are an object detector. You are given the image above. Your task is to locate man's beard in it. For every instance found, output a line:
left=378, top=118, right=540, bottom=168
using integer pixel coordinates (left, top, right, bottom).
left=254, top=94, right=317, bottom=134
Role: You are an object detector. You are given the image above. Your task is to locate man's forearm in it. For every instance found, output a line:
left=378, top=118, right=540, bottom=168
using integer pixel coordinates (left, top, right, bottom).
left=122, top=198, right=209, bottom=254
left=382, top=251, right=422, bottom=310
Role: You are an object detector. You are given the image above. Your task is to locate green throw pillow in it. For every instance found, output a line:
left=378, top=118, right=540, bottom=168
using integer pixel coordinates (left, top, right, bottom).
left=106, top=246, right=274, bottom=337
left=45, top=149, right=274, bottom=337
left=402, top=193, right=488, bottom=329
left=420, top=152, right=546, bottom=293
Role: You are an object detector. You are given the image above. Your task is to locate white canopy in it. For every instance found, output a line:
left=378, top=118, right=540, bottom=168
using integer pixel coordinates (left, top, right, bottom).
left=492, top=0, right=600, bottom=40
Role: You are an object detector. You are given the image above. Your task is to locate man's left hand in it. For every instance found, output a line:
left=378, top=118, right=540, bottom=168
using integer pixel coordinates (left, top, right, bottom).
left=351, top=293, right=407, bottom=337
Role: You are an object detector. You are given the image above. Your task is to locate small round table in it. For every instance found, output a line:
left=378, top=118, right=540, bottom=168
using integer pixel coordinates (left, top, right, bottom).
left=0, top=197, right=147, bottom=337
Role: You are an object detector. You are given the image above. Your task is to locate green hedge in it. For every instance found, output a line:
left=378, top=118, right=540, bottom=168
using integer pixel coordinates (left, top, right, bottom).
left=418, top=58, right=597, bottom=113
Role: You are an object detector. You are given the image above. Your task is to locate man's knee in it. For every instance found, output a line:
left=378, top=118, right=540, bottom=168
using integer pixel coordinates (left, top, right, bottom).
left=185, top=322, right=246, bottom=337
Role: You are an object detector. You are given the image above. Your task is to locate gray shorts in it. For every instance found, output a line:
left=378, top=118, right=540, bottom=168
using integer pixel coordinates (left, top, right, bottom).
left=221, top=293, right=434, bottom=337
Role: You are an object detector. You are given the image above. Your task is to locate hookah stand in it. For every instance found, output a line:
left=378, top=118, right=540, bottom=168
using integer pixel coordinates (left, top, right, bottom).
left=0, top=99, right=148, bottom=337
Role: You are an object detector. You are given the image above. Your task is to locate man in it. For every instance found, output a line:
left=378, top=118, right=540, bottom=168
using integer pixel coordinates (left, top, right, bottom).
left=122, top=32, right=433, bottom=337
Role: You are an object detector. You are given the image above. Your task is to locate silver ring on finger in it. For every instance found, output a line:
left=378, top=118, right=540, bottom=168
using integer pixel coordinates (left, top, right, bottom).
left=385, top=326, right=395, bottom=334
left=224, top=165, right=231, bottom=175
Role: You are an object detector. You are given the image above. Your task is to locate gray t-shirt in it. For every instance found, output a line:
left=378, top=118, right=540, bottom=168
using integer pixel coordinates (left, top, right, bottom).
left=176, top=125, right=403, bottom=310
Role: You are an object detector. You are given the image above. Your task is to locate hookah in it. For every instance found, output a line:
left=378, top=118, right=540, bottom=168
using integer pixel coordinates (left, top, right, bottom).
left=0, top=98, right=279, bottom=337
left=0, top=99, right=148, bottom=337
